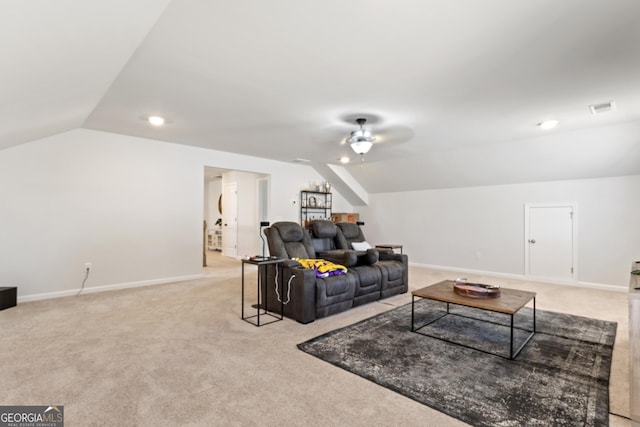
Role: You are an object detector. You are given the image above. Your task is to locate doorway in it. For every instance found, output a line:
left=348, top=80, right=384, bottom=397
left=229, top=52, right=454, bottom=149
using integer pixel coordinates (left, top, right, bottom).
left=204, top=167, right=270, bottom=264
left=524, top=203, right=577, bottom=281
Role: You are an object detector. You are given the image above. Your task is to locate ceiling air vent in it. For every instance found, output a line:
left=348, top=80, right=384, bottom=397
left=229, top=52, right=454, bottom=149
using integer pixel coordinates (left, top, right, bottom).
left=589, top=100, right=616, bottom=115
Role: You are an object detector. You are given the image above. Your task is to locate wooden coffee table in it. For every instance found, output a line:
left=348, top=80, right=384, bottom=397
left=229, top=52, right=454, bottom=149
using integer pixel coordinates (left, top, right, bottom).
left=411, top=280, right=536, bottom=360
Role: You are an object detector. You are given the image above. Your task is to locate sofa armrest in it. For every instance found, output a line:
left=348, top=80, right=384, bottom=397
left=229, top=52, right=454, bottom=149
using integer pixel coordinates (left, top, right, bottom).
left=282, top=259, right=302, bottom=268
left=317, top=250, right=359, bottom=267
left=270, top=264, right=316, bottom=324
left=364, top=248, right=380, bottom=265
left=379, top=251, right=405, bottom=262
left=288, top=266, right=317, bottom=324
left=318, top=249, right=381, bottom=267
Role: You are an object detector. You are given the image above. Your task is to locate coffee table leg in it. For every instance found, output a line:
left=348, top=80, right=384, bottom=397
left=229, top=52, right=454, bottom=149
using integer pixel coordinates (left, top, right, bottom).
left=511, top=299, right=537, bottom=360
left=510, top=314, right=514, bottom=359
left=533, top=297, right=536, bottom=333
left=411, top=295, right=415, bottom=332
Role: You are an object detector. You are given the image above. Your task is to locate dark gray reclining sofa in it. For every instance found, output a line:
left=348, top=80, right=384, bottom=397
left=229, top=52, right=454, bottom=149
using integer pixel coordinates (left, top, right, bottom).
left=263, top=220, right=408, bottom=323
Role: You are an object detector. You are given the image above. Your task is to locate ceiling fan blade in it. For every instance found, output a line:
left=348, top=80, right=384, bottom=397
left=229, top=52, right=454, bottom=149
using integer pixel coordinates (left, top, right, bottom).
left=373, top=125, right=414, bottom=145
left=310, top=125, right=351, bottom=146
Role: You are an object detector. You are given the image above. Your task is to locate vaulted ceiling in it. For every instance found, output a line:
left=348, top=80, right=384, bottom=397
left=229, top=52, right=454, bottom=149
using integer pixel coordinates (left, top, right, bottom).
left=2, top=0, right=640, bottom=195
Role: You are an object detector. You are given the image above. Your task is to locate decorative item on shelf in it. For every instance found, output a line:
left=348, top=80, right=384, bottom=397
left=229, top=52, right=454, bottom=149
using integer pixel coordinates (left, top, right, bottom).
left=332, top=212, right=359, bottom=223
left=308, top=196, right=316, bottom=207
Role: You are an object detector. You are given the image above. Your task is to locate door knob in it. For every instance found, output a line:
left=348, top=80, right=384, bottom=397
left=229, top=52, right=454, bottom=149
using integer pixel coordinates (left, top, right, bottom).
left=528, top=239, right=536, bottom=244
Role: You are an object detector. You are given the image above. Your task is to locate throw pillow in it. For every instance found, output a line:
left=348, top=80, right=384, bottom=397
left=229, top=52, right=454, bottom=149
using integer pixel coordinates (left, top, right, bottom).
left=351, top=241, right=372, bottom=251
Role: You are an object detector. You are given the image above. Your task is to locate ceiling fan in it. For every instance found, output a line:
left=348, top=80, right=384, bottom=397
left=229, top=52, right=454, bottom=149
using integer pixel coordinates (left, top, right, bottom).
left=312, top=113, right=414, bottom=164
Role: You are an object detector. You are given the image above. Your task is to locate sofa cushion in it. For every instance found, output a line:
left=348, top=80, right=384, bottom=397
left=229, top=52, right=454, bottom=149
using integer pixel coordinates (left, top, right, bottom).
left=309, top=220, right=339, bottom=253
left=378, top=260, right=404, bottom=281
left=338, top=222, right=361, bottom=239
left=309, top=220, right=338, bottom=238
left=266, top=222, right=317, bottom=259
left=274, top=222, right=305, bottom=242
left=315, top=273, right=357, bottom=307
left=284, top=242, right=313, bottom=259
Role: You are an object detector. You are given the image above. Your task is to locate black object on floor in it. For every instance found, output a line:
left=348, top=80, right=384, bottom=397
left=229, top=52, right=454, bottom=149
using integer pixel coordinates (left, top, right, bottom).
left=0, top=287, right=17, bottom=310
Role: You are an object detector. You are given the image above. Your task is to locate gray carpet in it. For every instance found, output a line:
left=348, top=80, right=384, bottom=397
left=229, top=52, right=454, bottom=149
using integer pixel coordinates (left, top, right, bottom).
left=298, top=299, right=617, bottom=427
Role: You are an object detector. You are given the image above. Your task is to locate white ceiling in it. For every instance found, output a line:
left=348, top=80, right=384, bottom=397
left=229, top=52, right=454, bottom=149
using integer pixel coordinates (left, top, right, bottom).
left=3, top=0, right=640, bottom=195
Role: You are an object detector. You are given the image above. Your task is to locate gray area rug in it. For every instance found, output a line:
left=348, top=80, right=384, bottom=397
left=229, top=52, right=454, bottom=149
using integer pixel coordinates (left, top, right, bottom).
left=298, top=299, right=617, bottom=426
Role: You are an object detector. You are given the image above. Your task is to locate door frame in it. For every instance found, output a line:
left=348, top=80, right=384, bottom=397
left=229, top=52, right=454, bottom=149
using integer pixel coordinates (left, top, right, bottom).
left=222, top=182, right=238, bottom=257
left=523, top=203, right=578, bottom=280
left=256, top=176, right=270, bottom=256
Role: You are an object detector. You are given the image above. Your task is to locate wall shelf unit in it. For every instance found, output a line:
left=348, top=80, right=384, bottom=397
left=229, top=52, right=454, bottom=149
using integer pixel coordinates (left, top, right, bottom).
left=300, top=190, right=332, bottom=226
left=207, top=228, right=222, bottom=251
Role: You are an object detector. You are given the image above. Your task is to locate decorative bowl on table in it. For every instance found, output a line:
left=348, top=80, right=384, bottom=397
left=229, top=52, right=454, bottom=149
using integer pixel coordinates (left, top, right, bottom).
left=453, top=278, right=501, bottom=298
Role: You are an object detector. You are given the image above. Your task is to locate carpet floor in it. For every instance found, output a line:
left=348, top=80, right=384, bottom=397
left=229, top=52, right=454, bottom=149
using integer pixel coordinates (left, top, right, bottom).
left=299, top=299, right=617, bottom=427
left=0, top=254, right=631, bottom=426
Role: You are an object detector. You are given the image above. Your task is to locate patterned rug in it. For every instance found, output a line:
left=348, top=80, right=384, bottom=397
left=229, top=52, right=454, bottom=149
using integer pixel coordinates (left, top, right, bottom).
left=298, top=299, right=616, bottom=426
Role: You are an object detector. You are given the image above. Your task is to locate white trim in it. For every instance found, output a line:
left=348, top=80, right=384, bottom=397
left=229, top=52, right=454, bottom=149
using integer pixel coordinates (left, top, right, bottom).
left=17, top=274, right=204, bottom=303
left=411, top=262, right=626, bottom=292
left=524, top=202, right=578, bottom=280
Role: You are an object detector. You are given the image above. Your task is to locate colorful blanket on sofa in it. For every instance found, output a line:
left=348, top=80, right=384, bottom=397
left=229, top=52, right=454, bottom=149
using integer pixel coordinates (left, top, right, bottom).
left=294, top=258, right=347, bottom=278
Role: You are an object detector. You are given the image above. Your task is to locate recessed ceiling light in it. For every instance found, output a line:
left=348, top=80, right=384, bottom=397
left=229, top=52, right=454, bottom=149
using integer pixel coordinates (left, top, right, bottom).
left=340, top=156, right=350, bottom=164
left=148, top=116, right=165, bottom=126
left=538, top=120, right=559, bottom=130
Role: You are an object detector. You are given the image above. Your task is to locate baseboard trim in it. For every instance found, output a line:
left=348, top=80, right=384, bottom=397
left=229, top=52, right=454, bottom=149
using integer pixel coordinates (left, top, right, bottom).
left=17, top=274, right=205, bottom=303
left=410, top=262, right=627, bottom=293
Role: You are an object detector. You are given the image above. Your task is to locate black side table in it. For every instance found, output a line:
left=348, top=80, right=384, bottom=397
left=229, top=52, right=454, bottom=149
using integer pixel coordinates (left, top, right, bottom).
left=375, top=244, right=403, bottom=254
left=0, top=287, right=17, bottom=310
left=241, top=257, right=284, bottom=326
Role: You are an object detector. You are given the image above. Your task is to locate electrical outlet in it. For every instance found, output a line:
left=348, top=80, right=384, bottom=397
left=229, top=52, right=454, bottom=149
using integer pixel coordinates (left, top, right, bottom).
left=85, top=262, right=92, bottom=271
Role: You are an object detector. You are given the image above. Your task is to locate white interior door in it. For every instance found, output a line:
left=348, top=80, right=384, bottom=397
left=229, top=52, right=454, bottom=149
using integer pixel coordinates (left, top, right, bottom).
left=222, top=182, right=238, bottom=257
left=525, top=204, right=576, bottom=280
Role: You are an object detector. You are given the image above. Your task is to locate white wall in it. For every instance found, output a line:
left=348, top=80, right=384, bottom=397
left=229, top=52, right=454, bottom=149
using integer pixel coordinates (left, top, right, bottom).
left=0, top=129, right=351, bottom=301
left=9, top=128, right=632, bottom=299
left=360, top=175, right=640, bottom=288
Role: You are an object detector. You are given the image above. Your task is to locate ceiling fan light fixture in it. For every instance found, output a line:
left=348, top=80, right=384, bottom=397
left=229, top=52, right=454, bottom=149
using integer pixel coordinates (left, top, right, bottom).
left=348, top=129, right=374, bottom=142
left=347, top=117, right=375, bottom=155
left=350, top=140, right=373, bottom=154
